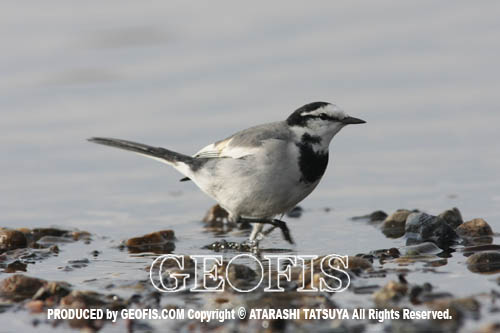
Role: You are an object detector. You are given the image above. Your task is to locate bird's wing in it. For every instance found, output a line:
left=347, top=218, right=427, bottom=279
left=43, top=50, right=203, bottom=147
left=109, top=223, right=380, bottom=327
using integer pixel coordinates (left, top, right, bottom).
left=193, top=121, right=290, bottom=159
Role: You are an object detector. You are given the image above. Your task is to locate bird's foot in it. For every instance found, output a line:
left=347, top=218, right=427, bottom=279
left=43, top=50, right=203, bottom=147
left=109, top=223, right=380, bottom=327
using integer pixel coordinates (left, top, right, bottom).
left=238, top=217, right=295, bottom=245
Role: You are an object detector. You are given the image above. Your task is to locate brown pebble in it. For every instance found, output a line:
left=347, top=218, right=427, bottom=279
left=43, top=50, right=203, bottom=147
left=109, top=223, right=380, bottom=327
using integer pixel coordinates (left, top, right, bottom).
left=466, top=251, right=500, bottom=273
left=4, top=260, right=27, bottom=273
left=381, top=210, right=412, bottom=238
left=71, top=231, right=92, bottom=241
left=335, top=256, right=373, bottom=271
left=126, top=230, right=175, bottom=247
left=457, top=218, right=493, bottom=238
left=0, top=229, right=28, bottom=252
left=0, top=274, right=46, bottom=299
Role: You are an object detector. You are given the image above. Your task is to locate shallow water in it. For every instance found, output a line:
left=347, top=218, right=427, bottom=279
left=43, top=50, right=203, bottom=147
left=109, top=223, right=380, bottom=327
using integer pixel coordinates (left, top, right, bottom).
left=1, top=1, right=500, bottom=331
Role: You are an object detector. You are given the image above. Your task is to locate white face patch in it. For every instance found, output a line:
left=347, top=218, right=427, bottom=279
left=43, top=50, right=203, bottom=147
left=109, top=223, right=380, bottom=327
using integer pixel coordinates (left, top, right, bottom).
left=300, top=103, right=347, bottom=120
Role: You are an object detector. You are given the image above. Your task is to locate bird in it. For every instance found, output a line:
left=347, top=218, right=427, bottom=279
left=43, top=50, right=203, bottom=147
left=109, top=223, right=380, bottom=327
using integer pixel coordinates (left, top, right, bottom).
left=88, top=101, right=365, bottom=246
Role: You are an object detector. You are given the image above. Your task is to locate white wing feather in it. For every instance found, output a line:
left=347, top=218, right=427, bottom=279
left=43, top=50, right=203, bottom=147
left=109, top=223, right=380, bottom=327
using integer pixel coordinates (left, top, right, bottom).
left=193, top=138, right=259, bottom=159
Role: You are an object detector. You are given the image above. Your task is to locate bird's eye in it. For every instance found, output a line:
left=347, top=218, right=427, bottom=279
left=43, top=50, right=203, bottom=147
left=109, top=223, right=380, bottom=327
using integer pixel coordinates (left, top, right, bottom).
left=319, top=114, right=329, bottom=120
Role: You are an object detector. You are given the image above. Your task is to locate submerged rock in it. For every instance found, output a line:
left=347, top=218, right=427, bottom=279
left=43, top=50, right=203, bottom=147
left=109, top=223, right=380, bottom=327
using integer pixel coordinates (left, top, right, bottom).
left=0, top=229, right=28, bottom=252
left=466, top=251, right=500, bottom=273
left=405, top=212, right=459, bottom=249
left=438, top=207, right=463, bottom=228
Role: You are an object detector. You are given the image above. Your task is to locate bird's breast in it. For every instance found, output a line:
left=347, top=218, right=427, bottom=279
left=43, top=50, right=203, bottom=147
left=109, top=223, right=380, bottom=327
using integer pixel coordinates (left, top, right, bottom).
left=295, top=142, right=329, bottom=184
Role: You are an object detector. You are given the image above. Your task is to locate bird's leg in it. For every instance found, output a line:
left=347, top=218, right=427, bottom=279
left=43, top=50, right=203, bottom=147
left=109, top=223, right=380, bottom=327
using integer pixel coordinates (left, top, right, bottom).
left=238, top=218, right=294, bottom=244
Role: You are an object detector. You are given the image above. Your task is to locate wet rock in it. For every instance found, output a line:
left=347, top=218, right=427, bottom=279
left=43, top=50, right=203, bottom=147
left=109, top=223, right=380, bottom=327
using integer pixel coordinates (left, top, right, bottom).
left=457, top=218, right=493, bottom=238
left=297, top=255, right=372, bottom=290
left=353, top=285, right=380, bottom=295
left=466, top=251, right=500, bottom=273
left=126, top=230, right=175, bottom=254
left=4, top=260, right=27, bottom=273
left=60, top=290, right=107, bottom=308
left=215, top=261, right=257, bottom=291
left=149, top=255, right=196, bottom=288
left=60, top=290, right=109, bottom=330
left=427, top=296, right=480, bottom=329
left=463, top=244, right=500, bottom=255
left=203, top=204, right=229, bottom=223
left=0, top=229, right=28, bottom=252
left=71, top=230, right=92, bottom=242
left=369, top=248, right=401, bottom=260
left=61, top=258, right=90, bottom=271
left=36, top=236, right=74, bottom=246
left=310, top=255, right=373, bottom=272
left=405, top=212, right=459, bottom=249
left=286, top=206, right=303, bottom=218
left=30, top=228, right=68, bottom=242
left=32, top=281, right=71, bottom=301
left=438, top=207, right=463, bottom=228
left=400, top=242, right=443, bottom=256
left=336, top=256, right=373, bottom=271
left=26, top=228, right=92, bottom=246
left=373, top=280, right=408, bottom=307
left=381, top=209, right=413, bottom=238
left=0, top=274, right=46, bottom=300
left=351, top=210, right=388, bottom=222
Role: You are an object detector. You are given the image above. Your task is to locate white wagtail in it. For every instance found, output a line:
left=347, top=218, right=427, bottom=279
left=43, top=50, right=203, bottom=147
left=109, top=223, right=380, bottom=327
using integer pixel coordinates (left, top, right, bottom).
left=89, top=102, right=365, bottom=245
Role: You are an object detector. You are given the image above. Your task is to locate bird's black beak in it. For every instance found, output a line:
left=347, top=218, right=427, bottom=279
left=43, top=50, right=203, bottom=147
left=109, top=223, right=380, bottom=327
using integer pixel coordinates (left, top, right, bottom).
left=342, top=116, right=366, bottom=125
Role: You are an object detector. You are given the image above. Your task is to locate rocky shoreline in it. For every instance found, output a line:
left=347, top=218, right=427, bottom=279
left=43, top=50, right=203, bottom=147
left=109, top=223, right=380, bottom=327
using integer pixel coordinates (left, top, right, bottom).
left=1, top=206, right=499, bottom=332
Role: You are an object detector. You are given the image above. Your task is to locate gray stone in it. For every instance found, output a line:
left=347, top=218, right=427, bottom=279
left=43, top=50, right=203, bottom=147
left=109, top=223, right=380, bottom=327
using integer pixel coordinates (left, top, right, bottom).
left=405, top=212, right=459, bottom=249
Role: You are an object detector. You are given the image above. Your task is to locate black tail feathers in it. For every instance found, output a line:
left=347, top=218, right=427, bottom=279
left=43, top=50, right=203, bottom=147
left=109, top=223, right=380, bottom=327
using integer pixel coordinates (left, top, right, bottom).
left=88, top=137, right=195, bottom=167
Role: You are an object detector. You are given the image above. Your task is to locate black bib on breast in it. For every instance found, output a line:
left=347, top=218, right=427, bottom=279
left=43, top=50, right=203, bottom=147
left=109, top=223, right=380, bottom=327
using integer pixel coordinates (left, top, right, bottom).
left=296, top=142, right=329, bottom=184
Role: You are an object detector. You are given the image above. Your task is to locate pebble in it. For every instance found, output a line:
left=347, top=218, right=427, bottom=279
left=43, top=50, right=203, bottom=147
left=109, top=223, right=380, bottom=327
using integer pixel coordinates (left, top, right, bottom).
left=4, top=260, right=27, bottom=273
left=438, top=207, right=463, bottom=228
left=400, top=242, right=443, bottom=256
left=126, top=230, right=176, bottom=253
left=405, top=212, right=458, bottom=249
left=456, top=218, right=493, bottom=238
left=0, top=229, right=28, bottom=252
left=466, top=251, right=500, bottom=273
left=380, top=209, right=414, bottom=238
left=351, top=210, right=388, bottom=222
left=0, top=274, right=46, bottom=300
